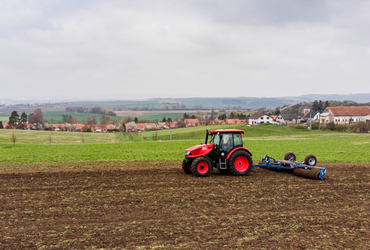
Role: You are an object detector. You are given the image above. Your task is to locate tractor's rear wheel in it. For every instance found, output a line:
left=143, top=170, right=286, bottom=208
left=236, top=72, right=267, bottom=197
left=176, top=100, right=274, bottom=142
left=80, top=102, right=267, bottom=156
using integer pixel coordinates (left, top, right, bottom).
left=191, top=157, right=212, bottom=177
left=304, top=154, right=317, bottom=166
left=182, top=159, right=193, bottom=174
left=228, top=151, right=253, bottom=176
left=284, top=152, right=296, bottom=161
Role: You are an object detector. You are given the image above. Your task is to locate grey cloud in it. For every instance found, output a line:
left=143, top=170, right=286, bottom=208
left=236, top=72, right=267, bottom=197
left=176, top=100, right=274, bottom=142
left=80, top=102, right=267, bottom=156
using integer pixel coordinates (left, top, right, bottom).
left=1, top=0, right=370, bottom=100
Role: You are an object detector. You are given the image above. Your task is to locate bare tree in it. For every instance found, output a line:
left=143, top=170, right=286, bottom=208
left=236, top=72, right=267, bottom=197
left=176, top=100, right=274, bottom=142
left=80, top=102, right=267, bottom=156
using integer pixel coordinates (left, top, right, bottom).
left=29, top=108, right=44, bottom=128
left=12, top=133, right=17, bottom=146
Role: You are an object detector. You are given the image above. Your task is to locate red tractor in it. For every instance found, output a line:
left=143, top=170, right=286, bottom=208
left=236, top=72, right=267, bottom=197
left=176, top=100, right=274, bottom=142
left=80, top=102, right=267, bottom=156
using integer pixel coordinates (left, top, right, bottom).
left=182, top=129, right=253, bottom=177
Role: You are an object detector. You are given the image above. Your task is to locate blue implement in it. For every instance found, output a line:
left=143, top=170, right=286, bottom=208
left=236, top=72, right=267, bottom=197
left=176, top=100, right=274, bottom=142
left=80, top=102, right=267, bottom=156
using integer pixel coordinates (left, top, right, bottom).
left=253, top=156, right=327, bottom=180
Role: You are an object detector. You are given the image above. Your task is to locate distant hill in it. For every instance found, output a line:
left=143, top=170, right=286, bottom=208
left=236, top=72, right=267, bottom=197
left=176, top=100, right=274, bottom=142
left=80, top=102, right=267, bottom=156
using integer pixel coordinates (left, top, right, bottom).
left=155, top=93, right=370, bottom=109
left=1, top=93, right=370, bottom=112
left=296, top=93, right=370, bottom=103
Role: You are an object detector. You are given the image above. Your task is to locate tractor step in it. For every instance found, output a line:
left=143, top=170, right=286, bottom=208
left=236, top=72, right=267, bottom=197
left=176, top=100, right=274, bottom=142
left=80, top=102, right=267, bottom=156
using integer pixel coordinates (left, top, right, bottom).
left=219, top=158, right=228, bottom=169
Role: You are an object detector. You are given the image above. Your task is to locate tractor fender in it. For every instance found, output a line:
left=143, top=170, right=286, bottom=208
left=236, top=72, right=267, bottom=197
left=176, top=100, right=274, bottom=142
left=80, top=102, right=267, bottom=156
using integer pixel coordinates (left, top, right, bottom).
left=226, top=147, right=252, bottom=159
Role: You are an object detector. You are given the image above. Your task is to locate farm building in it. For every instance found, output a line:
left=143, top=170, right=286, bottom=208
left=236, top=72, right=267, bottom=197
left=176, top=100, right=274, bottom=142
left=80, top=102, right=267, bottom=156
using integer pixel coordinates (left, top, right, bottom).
left=321, top=106, right=370, bottom=124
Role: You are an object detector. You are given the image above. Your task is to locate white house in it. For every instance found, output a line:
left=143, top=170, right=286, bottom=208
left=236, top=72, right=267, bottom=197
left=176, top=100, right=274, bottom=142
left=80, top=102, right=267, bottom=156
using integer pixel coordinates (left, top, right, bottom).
left=249, top=113, right=275, bottom=125
left=321, top=106, right=370, bottom=124
left=270, top=115, right=285, bottom=124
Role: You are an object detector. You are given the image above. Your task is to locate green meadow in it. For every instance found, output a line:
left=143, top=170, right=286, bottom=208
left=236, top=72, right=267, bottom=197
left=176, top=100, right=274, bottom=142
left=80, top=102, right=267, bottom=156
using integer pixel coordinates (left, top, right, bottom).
left=1, top=125, right=370, bottom=165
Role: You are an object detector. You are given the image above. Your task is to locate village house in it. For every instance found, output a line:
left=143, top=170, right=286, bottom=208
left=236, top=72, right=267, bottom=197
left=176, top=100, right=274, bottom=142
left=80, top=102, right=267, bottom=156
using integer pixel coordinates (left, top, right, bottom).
left=320, top=106, right=370, bottom=124
left=226, top=119, right=240, bottom=125
left=184, top=119, right=200, bottom=127
left=280, top=114, right=304, bottom=124
left=303, top=111, right=319, bottom=123
left=249, top=113, right=276, bottom=125
left=270, top=115, right=284, bottom=124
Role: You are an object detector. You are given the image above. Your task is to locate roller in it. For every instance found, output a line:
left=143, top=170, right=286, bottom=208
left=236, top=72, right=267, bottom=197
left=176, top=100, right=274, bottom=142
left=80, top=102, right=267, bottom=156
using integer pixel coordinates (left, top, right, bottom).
left=293, top=168, right=323, bottom=180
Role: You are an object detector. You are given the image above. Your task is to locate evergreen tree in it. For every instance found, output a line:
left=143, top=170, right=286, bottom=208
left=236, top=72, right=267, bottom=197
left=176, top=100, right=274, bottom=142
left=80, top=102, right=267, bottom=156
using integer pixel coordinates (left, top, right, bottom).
left=134, top=117, right=138, bottom=123
left=211, top=108, right=215, bottom=120
left=162, top=117, right=166, bottom=122
left=325, top=100, right=330, bottom=108
left=8, top=111, right=19, bottom=128
left=0, top=121, right=3, bottom=129
left=318, top=100, right=323, bottom=111
left=18, top=112, right=28, bottom=129
left=312, top=100, right=318, bottom=111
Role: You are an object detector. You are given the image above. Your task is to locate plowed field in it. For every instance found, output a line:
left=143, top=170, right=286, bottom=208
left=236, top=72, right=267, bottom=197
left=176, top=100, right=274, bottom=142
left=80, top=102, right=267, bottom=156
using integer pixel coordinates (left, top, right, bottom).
left=1, top=161, right=370, bottom=249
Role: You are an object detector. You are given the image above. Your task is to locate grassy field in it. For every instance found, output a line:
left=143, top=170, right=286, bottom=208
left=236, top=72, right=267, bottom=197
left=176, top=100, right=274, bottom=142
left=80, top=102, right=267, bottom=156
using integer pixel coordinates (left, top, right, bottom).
left=1, top=127, right=370, bottom=165
left=0, top=129, right=119, bottom=145
left=42, top=112, right=124, bottom=123
left=141, top=124, right=336, bottom=140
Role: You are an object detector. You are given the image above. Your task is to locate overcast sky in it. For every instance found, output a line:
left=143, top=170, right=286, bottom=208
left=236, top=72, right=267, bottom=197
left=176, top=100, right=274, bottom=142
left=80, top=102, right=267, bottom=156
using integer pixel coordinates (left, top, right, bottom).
left=1, top=0, right=370, bottom=101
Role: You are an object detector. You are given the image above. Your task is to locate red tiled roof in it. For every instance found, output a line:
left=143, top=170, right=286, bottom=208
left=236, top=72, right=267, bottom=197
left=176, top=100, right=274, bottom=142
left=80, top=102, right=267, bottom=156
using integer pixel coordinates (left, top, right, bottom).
left=328, top=106, right=370, bottom=116
left=270, top=115, right=278, bottom=120
left=304, top=105, right=310, bottom=109
left=226, top=119, right=241, bottom=124
left=185, top=119, right=199, bottom=124
left=52, top=123, right=66, bottom=128
left=135, top=124, right=146, bottom=129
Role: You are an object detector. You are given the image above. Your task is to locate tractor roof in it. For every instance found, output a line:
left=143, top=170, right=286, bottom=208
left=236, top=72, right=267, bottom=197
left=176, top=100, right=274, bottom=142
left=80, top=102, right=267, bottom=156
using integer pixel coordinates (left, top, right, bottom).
left=210, top=129, right=244, bottom=134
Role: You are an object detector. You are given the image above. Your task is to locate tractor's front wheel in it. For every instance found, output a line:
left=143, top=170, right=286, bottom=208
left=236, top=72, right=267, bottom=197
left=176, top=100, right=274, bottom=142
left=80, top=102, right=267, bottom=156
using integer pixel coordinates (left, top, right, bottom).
left=191, top=157, right=212, bottom=177
left=182, top=159, right=193, bottom=174
left=228, top=151, right=253, bottom=176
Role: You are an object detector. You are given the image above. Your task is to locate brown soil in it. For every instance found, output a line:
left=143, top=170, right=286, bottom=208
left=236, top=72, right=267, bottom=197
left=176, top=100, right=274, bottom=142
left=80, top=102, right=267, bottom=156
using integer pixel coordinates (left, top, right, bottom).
left=1, top=161, right=370, bottom=249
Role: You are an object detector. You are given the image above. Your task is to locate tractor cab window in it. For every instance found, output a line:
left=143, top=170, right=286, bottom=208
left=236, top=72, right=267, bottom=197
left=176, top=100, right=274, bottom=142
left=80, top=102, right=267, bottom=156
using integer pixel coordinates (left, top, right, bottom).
left=210, top=134, right=220, bottom=145
left=220, top=133, right=233, bottom=152
left=233, top=133, right=243, bottom=147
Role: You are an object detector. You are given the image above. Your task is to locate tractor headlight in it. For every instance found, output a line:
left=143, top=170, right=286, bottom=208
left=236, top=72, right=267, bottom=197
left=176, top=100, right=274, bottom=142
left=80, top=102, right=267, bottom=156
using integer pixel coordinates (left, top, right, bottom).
left=185, top=150, right=191, bottom=156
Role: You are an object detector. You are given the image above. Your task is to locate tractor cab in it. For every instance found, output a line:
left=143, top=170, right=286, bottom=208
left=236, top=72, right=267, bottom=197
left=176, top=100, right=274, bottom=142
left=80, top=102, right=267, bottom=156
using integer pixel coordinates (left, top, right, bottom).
left=208, top=130, right=244, bottom=158
left=183, top=129, right=253, bottom=177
